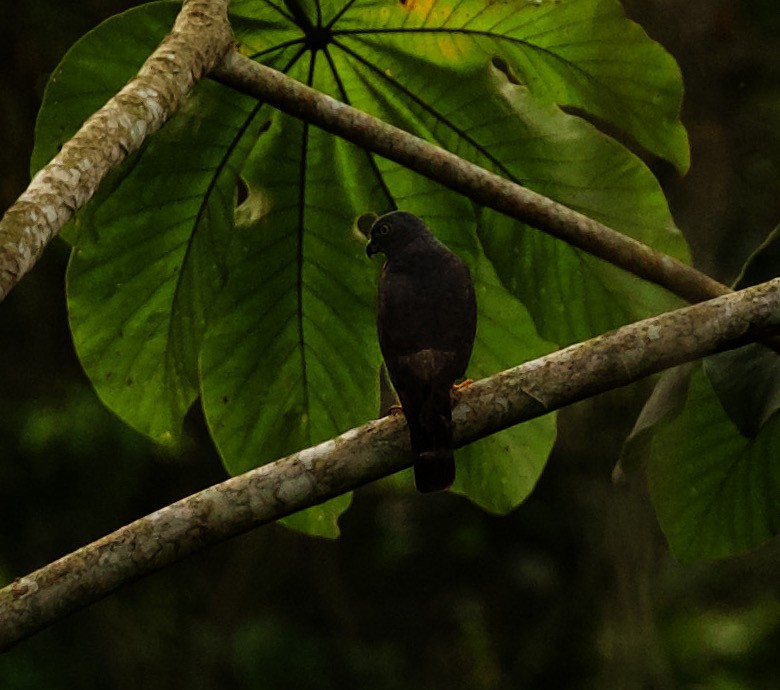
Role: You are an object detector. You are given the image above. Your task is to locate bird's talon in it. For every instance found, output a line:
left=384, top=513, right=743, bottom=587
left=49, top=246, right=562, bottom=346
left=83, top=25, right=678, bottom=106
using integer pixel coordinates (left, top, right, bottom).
left=451, top=379, right=473, bottom=400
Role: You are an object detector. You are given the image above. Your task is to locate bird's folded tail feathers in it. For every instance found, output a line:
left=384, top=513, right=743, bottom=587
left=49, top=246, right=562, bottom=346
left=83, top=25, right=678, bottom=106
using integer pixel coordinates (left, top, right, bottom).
left=414, top=449, right=455, bottom=493
left=407, top=386, right=455, bottom=492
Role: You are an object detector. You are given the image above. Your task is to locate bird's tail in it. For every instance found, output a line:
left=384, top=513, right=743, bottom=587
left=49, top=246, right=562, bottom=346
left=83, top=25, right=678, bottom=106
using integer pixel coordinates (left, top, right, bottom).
left=413, top=448, right=455, bottom=493
left=409, top=387, right=456, bottom=493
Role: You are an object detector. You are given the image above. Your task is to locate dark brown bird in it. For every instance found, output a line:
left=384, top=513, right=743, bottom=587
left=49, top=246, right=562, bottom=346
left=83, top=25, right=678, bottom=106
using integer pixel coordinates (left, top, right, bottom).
left=366, top=211, right=477, bottom=492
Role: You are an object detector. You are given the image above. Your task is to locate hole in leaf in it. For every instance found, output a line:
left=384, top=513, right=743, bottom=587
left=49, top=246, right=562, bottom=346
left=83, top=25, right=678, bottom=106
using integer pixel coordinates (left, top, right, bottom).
left=236, top=176, right=249, bottom=207
left=355, top=212, right=378, bottom=239
left=491, top=57, right=522, bottom=85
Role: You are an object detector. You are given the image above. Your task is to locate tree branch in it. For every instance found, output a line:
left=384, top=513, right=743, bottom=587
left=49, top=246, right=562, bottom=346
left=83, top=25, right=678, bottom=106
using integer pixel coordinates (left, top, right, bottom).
left=211, top=51, right=730, bottom=306
left=2, top=277, right=778, bottom=652
left=0, top=0, right=233, bottom=301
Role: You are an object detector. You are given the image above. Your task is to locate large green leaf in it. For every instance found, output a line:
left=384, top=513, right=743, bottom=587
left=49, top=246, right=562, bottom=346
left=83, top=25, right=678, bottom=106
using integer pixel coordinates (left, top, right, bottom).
left=648, top=365, right=780, bottom=562
left=621, top=224, right=780, bottom=560
left=200, top=72, right=382, bottom=477
left=198, top=60, right=384, bottom=536
left=33, top=0, right=689, bottom=534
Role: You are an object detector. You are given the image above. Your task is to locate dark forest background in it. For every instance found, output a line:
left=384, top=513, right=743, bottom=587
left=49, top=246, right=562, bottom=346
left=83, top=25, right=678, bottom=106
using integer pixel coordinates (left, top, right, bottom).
left=1, top=1, right=779, bottom=688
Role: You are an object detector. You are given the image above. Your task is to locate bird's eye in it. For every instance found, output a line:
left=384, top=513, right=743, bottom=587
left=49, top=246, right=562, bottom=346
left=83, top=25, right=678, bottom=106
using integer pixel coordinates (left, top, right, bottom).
left=376, top=223, right=390, bottom=236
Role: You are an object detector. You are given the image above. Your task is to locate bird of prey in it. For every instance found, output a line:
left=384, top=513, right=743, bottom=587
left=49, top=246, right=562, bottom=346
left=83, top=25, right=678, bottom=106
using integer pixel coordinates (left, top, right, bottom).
left=366, top=211, right=477, bottom=492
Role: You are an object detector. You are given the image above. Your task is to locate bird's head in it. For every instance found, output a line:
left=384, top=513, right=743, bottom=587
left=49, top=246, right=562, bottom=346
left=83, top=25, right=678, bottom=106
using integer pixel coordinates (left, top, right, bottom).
left=365, top=211, right=433, bottom=258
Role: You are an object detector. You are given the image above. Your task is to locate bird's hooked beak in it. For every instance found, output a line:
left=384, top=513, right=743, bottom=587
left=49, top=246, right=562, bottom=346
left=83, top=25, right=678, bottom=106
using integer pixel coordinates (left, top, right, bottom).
left=366, top=239, right=379, bottom=257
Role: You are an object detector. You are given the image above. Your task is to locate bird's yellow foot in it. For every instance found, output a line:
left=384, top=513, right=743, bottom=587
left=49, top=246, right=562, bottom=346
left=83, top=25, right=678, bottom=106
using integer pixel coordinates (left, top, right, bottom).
left=451, top=379, right=473, bottom=401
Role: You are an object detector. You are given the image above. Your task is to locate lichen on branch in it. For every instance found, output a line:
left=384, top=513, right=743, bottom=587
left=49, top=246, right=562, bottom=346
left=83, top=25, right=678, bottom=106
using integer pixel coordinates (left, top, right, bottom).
left=0, top=0, right=233, bottom=301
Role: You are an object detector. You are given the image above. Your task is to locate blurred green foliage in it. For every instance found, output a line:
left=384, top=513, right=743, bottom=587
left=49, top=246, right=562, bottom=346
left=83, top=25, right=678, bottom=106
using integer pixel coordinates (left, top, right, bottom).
left=1, top=1, right=779, bottom=689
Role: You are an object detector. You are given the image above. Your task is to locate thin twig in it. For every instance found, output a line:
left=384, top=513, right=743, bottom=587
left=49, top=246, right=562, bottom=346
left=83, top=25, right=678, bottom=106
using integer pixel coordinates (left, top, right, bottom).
left=2, top=277, right=778, bottom=651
